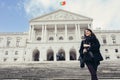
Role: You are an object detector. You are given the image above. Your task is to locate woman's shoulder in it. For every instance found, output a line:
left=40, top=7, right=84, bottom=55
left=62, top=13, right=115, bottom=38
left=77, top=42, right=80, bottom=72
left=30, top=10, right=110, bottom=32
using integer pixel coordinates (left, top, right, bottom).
left=89, top=36, right=98, bottom=41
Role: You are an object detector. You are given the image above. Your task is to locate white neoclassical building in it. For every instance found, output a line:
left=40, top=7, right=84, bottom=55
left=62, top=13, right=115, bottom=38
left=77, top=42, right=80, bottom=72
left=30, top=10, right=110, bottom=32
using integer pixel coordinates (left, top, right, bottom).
left=0, top=9, right=120, bottom=62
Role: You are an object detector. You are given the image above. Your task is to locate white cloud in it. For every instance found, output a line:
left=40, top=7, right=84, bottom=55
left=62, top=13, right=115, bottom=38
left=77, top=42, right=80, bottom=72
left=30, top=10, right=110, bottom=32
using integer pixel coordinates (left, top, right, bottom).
left=23, top=0, right=120, bottom=30
left=23, top=0, right=59, bottom=18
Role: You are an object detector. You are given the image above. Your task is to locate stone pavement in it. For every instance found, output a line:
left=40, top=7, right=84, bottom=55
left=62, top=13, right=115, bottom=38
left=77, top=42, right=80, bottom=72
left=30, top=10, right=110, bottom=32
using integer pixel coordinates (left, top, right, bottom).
left=0, top=60, right=120, bottom=80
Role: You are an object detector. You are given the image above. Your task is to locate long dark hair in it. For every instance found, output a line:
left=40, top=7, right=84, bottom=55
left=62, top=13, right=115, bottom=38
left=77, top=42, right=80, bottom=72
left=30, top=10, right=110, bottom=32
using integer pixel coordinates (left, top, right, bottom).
left=84, top=28, right=96, bottom=38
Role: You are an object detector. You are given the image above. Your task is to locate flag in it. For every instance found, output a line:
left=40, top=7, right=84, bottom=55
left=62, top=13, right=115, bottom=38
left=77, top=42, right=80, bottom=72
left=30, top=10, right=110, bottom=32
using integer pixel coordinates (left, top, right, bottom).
left=60, top=1, right=66, bottom=6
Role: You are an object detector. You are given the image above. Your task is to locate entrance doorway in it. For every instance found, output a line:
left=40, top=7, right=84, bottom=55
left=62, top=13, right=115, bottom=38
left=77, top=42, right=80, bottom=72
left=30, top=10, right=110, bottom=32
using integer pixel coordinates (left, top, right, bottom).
left=57, top=49, right=65, bottom=61
left=33, top=49, right=40, bottom=61
left=47, top=49, right=54, bottom=61
left=70, top=49, right=76, bottom=60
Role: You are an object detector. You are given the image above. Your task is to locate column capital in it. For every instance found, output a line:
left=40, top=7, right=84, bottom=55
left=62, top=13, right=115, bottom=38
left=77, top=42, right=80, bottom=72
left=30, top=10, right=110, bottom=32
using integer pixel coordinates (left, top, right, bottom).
left=88, top=24, right=91, bottom=29
left=75, top=24, right=78, bottom=26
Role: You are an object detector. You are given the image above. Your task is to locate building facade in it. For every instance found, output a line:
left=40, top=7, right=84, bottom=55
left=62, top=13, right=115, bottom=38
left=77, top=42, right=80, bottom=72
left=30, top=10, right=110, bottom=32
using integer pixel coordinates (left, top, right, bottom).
left=0, top=9, right=120, bottom=62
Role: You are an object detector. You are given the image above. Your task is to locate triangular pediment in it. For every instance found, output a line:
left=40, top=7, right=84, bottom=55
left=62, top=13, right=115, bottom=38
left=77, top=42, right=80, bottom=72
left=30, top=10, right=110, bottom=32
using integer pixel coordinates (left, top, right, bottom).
left=30, top=9, right=93, bottom=22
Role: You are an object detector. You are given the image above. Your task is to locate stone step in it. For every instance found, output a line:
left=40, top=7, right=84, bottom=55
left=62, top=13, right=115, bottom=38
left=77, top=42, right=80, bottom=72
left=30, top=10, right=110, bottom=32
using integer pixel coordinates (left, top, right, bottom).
left=0, top=61, right=120, bottom=79
left=1, top=78, right=120, bottom=80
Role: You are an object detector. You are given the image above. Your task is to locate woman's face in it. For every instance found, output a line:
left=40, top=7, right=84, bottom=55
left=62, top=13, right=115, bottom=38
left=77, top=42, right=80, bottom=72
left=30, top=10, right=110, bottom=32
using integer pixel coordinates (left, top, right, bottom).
left=85, top=30, right=91, bottom=36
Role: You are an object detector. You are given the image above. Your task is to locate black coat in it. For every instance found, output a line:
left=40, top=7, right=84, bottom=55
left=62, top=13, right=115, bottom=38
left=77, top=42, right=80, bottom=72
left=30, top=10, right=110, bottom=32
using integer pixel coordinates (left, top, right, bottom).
left=79, top=36, right=103, bottom=63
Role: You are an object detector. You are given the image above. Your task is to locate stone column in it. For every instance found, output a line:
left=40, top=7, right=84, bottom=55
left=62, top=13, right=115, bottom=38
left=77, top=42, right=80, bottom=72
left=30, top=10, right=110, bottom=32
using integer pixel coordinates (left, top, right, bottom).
left=54, top=49, right=57, bottom=61
left=78, top=24, right=81, bottom=40
left=44, top=25, right=47, bottom=42
left=42, top=25, right=44, bottom=42
left=31, top=25, right=34, bottom=42
left=65, top=49, right=69, bottom=61
left=65, top=24, right=68, bottom=41
left=33, top=26, right=36, bottom=41
left=40, top=49, right=43, bottom=61
left=54, top=24, right=57, bottom=42
left=29, top=25, right=32, bottom=40
left=76, top=48, right=80, bottom=60
left=75, top=24, right=78, bottom=41
left=31, top=26, right=33, bottom=41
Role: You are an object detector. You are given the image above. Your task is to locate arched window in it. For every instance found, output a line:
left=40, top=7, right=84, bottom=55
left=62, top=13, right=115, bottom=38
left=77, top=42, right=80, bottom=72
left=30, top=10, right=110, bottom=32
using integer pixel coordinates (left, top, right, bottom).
left=115, top=49, right=118, bottom=53
left=14, top=58, right=18, bottom=61
left=57, top=49, right=65, bottom=61
left=37, top=37, right=41, bottom=41
left=69, top=36, right=73, bottom=40
left=15, top=51, right=18, bottom=55
left=117, top=56, right=120, bottom=59
left=105, top=56, right=110, bottom=60
left=59, top=36, right=63, bottom=40
left=105, top=49, right=108, bottom=53
left=49, top=37, right=54, bottom=40
left=3, top=58, right=7, bottom=62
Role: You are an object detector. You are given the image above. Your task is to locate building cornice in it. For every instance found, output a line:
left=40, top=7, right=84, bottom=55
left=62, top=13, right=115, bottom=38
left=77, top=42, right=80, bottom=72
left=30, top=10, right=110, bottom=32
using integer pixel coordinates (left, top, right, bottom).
left=30, top=9, right=93, bottom=23
left=94, top=30, right=120, bottom=33
left=0, top=32, right=28, bottom=35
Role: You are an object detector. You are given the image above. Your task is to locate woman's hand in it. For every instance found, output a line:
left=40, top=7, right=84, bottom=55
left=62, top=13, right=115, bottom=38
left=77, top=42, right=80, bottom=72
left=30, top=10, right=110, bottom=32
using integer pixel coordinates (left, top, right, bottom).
left=83, top=49, right=87, bottom=53
left=83, top=44, right=90, bottom=48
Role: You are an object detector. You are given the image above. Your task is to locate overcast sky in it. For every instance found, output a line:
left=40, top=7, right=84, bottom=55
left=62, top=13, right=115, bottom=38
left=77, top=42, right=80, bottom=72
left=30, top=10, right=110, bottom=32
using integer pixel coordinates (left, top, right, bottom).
left=0, top=0, right=120, bottom=32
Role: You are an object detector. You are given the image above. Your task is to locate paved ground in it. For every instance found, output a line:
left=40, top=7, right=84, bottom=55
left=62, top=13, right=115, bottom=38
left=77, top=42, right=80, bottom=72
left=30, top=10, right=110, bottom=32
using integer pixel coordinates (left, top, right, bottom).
left=0, top=60, right=120, bottom=80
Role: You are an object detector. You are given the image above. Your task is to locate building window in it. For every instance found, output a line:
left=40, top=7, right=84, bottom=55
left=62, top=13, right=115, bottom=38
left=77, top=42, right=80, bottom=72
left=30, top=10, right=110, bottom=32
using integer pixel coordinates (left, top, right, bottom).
left=105, top=56, right=110, bottom=60
left=49, top=37, right=54, bottom=40
left=5, top=51, right=8, bottom=55
left=3, top=58, right=7, bottom=62
left=16, top=40, right=20, bottom=47
left=115, top=49, right=118, bottom=53
left=14, top=58, right=17, bottom=61
left=105, top=49, right=108, bottom=53
left=102, top=36, right=107, bottom=44
left=16, top=37, right=21, bottom=47
left=59, top=36, right=63, bottom=40
left=117, top=56, right=120, bottom=59
left=37, top=37, right=41, bottom=41
left=7, top=37, right=12, bottom=47
left=113, top=40, right=116, bottom=44
left=69, top=36, right=73, bottom=40
left=7, top=40, right=10, bottom=47
left=111, top=35, right=116, bottom=44
left=15, top=51, right=18, bottom=55
left=103, top=38, right=107, bottom=44
left=24, top=58, right=25, bottom=61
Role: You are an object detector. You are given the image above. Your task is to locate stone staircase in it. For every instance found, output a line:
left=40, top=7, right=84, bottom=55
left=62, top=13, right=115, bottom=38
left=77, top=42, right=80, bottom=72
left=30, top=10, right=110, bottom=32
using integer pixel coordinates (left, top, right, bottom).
left=0, top=60, right=120, bottom=80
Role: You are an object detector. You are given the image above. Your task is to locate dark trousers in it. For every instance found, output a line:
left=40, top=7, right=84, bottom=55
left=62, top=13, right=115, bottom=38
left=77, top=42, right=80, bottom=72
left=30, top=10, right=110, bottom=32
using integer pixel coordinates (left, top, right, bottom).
left=86, top=62, right=98, bottom=80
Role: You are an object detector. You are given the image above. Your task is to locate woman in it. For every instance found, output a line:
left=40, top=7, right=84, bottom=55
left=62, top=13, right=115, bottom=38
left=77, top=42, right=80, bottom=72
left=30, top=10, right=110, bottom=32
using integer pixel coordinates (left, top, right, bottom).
left=79, top=28, right=103, bottom=80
